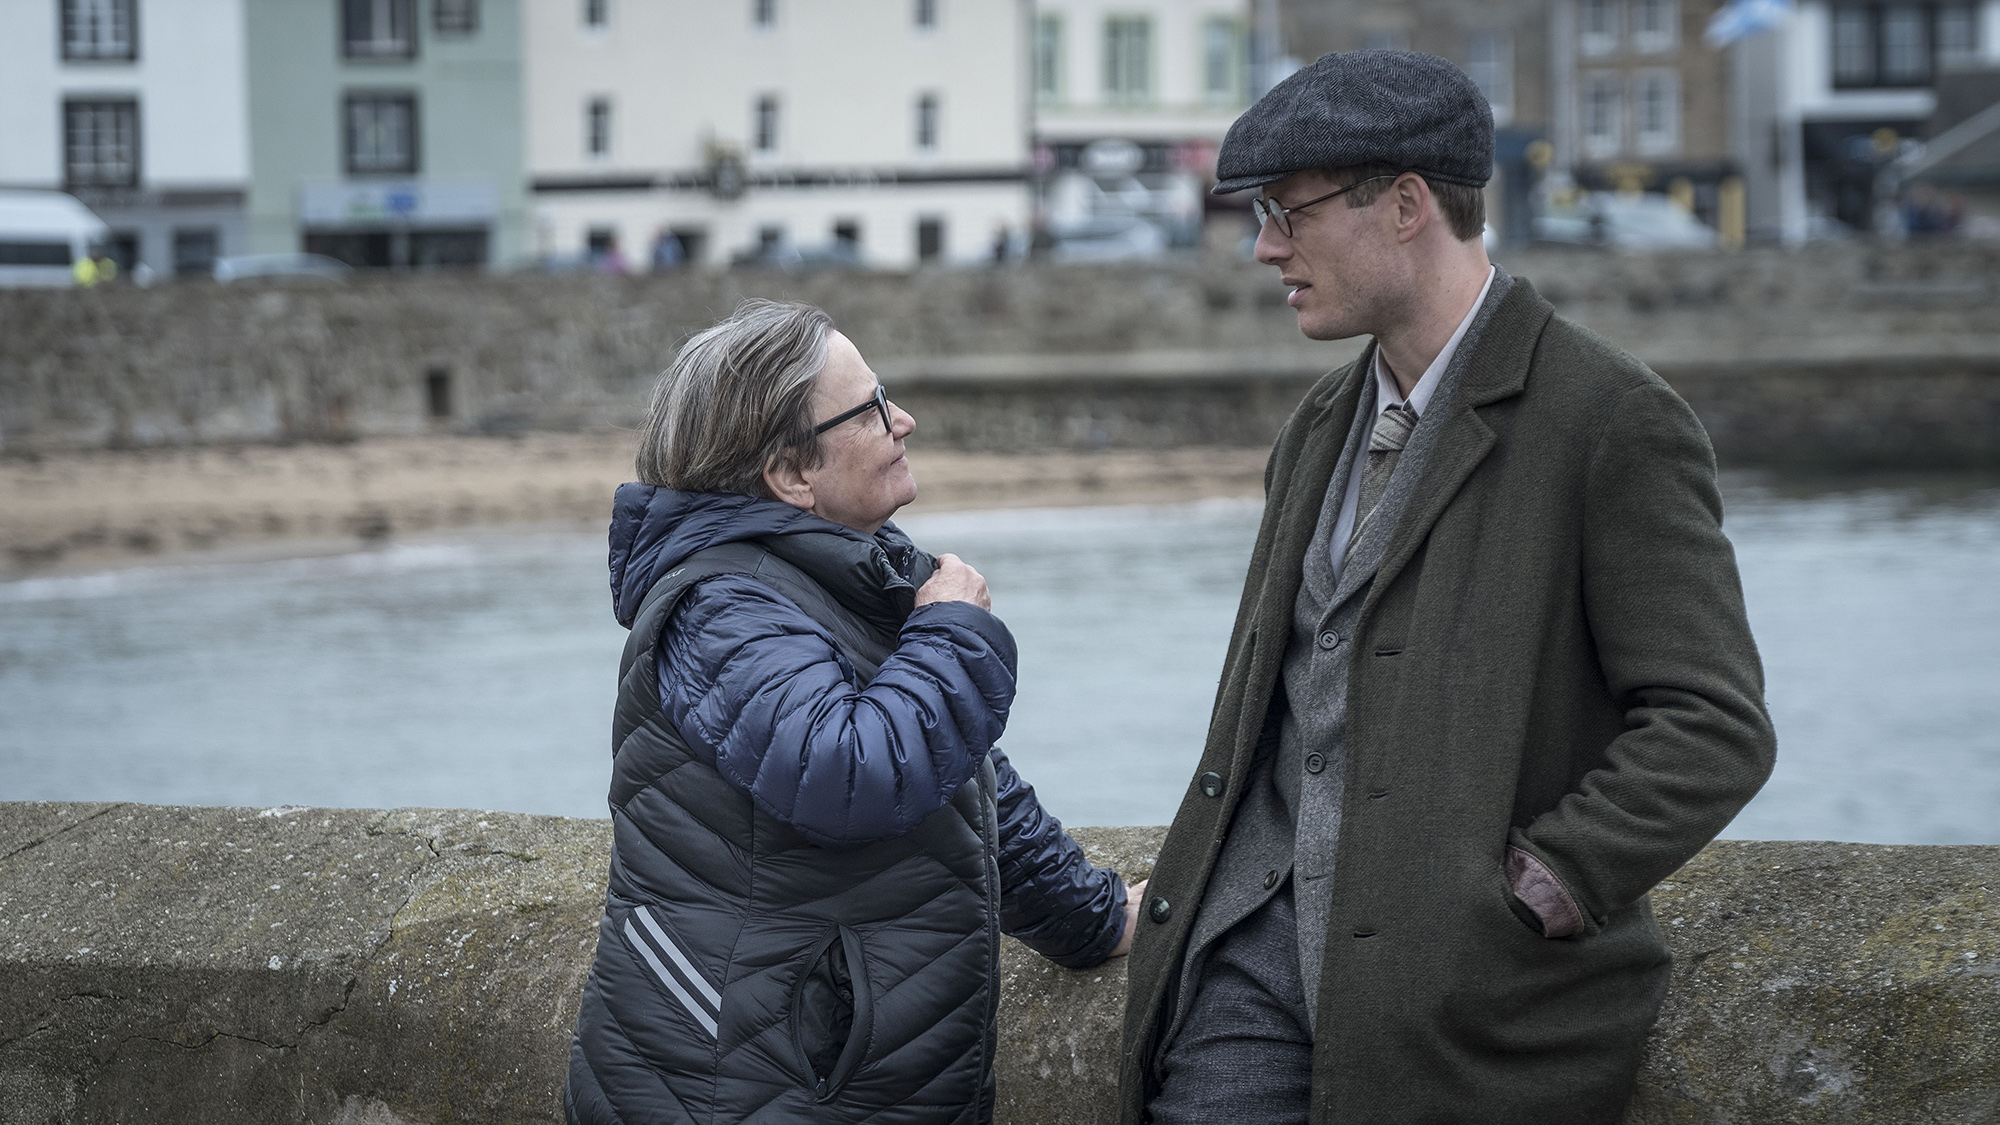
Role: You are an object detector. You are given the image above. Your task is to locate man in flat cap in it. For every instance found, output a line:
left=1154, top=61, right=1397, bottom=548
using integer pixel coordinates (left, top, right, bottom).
left=1116, top=51, right=1776, bottom=1124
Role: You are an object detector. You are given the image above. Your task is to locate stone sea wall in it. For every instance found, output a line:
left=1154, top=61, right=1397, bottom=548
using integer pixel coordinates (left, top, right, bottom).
left=2, top=245, right=1998, bottom=468
left=2, top=803, right=1995, bottom=1124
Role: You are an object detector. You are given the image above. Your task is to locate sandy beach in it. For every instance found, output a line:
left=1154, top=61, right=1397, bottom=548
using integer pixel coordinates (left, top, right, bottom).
left=0, top=433, right=1268, bottom=577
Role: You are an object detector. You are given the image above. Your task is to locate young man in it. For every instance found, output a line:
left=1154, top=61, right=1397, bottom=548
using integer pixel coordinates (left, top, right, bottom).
left=1117, top=52, right=1776, bottom=1124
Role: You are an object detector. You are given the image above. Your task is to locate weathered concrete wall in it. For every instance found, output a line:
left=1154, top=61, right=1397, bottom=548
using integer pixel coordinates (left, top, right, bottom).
left=2, top=803, right=1994, bottom=1124
left=3, top=246, right=1998, bottom=467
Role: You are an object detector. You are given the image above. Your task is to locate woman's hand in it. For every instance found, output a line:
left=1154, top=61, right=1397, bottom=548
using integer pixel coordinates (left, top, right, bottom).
left=1111, top=879, right=1148, bottom=957
left=915, top=553, right=991, bottom=612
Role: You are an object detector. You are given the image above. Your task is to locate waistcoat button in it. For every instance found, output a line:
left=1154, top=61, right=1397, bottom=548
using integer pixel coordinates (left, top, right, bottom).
left=1199, top=771, right=1224, bottom=798
left=1149, top=896, right=1172, bottom=924
left=1305, top=751, right=1326, bottom=774
left=1317, top=630, right=1341, bottom=650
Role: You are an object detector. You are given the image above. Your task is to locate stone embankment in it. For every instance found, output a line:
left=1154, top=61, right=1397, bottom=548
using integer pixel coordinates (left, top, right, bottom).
left=3, top=245, right=1998, bottom=467
left=2, top=802, right=1995, bottom=1124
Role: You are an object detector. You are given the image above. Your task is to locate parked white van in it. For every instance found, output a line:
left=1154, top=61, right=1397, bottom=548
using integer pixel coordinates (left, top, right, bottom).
left=0, top=190, right=109, bottom=288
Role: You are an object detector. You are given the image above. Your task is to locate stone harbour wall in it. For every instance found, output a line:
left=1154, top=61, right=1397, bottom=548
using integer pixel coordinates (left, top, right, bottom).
left=2, top=803, right=1995, bottom=1124
left=3, top=245, right=1998, bottom=468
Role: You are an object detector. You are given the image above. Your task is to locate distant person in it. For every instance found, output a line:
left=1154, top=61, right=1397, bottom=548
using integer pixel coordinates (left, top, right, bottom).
left=649, top=227, right=685, bottom=271
left=1116, top=51, right=1777, bottom=1125
left=990, top=221, right=1012, bottom=264
left=594, top=235, right=628, bottom=275
left=73, top=247, right=116, bottom=287
left=566, top=299, right=1140, bottom=1124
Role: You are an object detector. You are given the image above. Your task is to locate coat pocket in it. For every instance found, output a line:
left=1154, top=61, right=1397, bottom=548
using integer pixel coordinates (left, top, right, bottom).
left=622, top=904, right=723, bottom=1039
left=788, top=923, right=874, bottom=1102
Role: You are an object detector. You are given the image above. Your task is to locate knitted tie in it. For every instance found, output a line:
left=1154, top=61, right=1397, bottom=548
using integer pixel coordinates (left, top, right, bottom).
left=1345, top=403, right=1417, bottom=561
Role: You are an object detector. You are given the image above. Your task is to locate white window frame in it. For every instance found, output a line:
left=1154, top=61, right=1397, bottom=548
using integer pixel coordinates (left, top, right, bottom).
left=62, top=0, right=138, bottom=61
left=915, top=92, right=940, bottom=152
left=1465, top=31, right=1514, bottom=126
left=1034, top=14, right=1064, bottom=103
left=1631, top=0, right=1679, bottom=53
left=1104, top=15, right=1154, bottom=105
left=586, top=97, right=611, bottom=158
left=1631, top=68, right=1681, bottom=156
left=63, top=98, right=140, bottom=186
left=344, top=0, right=417, bottom=58
left=344, top=92, right=418, bottom=175
left=1580, top=0, right=1620, bottom=56
left=1581, top=71, right=1624, bottom=159
left=1202, top=17, right=1246, bottom=104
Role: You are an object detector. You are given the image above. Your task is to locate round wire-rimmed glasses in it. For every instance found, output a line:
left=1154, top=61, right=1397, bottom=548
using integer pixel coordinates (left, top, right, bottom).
left=1251, top=175, right=1399, bottom=237
left=812, top=385, right=892, bottom=435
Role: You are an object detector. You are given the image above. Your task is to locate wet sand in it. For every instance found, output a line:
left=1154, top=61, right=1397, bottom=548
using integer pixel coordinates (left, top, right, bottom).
left=0, top=433, right=1268, bottom=577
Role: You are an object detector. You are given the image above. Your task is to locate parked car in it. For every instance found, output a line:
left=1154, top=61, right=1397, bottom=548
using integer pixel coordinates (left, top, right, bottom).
left=1532, top=192, right=1718, bottom=250
left=1050, top=215, right=1171, bottom=262
left=213, top=253, right=353, bottom=283
left=0, top=190, right=108, bottom=288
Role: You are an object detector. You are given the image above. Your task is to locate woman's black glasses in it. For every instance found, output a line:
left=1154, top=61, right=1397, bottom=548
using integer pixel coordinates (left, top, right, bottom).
left=1251, top=175, right=1398, bottom=238
left=813, top=385, right=892, bottom=435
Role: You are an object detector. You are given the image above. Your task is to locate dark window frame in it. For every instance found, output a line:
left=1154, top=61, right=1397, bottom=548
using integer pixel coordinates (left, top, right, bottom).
left=915, top=92, right=939, bottom=150
left=587, top=97, right=611, bottom=156
left=342, top=0, right=418, bottom=60
left=754, top=93, right=779, bottom=151
left=583, top=0, right=607, bottom=28
left=59, top=0, right=139, bottom=61
left=343, top=91, right=420, bottom=175
left=433, top=0, right=479, bottom=35
left=1830, top=2, right=1980, bottom=88
left=914, top=0, right=937, bottom=28
left=63, top=97, right=141, bottom=188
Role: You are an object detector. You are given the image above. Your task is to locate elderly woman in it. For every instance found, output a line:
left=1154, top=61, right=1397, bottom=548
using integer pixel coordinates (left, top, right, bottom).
left=567, top=300, right=1138, bottom=1125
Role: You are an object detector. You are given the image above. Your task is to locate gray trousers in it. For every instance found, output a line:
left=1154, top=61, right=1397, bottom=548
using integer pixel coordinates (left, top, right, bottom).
left=1147, top=881, right=1314, bottom=1125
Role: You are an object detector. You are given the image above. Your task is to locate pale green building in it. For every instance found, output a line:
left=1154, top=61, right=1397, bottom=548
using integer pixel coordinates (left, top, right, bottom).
left=245, top=0, right=527, bottom=268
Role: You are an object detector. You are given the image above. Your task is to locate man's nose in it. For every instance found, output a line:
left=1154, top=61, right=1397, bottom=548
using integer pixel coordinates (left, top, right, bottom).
left=1253, top=219, right=1290, bottom=265
left=890, top=401, right=916, bottom=439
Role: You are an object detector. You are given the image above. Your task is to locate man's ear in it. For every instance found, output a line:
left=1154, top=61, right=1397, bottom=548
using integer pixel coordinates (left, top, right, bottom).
left=763, top=451, right=815, bottom=512
left=1392, top=174, right=1433, bottom=244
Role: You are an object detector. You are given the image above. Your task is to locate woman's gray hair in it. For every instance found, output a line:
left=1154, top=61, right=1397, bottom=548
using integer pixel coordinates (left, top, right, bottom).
left=636, top=299, right=834, bottom=497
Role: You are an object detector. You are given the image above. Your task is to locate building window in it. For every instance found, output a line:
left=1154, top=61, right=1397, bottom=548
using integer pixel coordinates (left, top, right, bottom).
left=173, top=227, right=219, bottom=276
left=1203, top=17, right=1246, bottom=104
left=752, top=0, right=775, bottom=27
left=1034, top=14, right=1063, bottom=103
left=1104, top=16, right=1153, bottom=104
left=916, top=216, right=944, bottom=263
left=754, top=94, right=779, bottom=151
left=434, top=0, right=478, bottom=34
left=1579, top=0, right=1619, bottom=55
left=915, top=92, right=939, bottom=151
left=345, top=92, right=418, bottom=174
left=1581, top=72, right=1623, bottom=159
left=61, top=0, right=137, bottom=61
left=587, top=97, right=611, bottom=156
left=343, top=0, right=417, bottom=58
left=1632, top=0, right=1678, bottom=52
left=1465, top=31, right=1513, bottom=126
left=63, top=98, right=139, bottom=187
left=833, top=219, right=861, bottom=252
left=1831, top=4, right=1980, bottom=87
left=1362, top=29, right=1410, bottom=51
left=583, top=0, right=607, bottom=28
left=1632, top=69, right=1680, bottom=155
left=914, top=0, right=936, bottom=29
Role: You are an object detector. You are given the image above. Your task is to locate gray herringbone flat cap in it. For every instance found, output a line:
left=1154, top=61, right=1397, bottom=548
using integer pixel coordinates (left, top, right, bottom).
left=1213, top=50, right=1494, bottom=195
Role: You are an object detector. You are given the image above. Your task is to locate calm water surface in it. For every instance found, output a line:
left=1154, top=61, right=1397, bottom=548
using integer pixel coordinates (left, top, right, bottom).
left=2, top=476, right=1996, bottom=844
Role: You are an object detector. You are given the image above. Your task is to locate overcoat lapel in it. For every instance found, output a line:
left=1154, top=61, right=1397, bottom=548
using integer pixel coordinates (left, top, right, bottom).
left=1364, top=281, right=1552, bottom=612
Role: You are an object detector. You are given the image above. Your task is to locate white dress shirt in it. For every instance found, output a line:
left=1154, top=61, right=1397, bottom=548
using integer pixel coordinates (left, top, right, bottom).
left=1326, top=265, right=1497, bottom=575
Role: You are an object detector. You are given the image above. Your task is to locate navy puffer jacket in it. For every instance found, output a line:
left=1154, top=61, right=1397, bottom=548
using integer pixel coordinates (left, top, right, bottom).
left=566, top=485, right=1126, bottom=1125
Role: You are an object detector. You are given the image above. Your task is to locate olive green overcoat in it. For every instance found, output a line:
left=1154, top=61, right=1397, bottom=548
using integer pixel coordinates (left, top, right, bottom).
left=1117, top=280, right=1777, bottom=1124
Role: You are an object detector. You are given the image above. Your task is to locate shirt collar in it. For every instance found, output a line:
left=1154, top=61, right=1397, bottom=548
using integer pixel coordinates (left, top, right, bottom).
left=1371, top=264, right=1497, bottom=417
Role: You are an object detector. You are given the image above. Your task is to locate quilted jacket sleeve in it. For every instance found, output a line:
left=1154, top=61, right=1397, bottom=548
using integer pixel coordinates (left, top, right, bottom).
left=992, top=747, right=1128, bottom=969
left=657, top=574, right=1018, bottom=849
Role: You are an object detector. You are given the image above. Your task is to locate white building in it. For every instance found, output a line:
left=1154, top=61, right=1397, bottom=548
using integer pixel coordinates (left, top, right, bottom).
left=1029, top=0, right=1254, bottom=245
left=1735, top=0, right=2000, bottom=240
left=0, top=0, right=248, bottom=277
left=526, top=0, right=1032, bottom=270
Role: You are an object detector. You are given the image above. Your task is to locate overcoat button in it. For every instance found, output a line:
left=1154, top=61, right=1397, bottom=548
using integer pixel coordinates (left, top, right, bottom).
left=1149, top=896, right=1172, bottom=924
left=1317, top=630, right=1341, bottom=650
left=1199, top=771, right=1225, bottom=798
left=1305, top=752, right=1326, bottom=774
left=1263, top=869, right=1279, bottom=890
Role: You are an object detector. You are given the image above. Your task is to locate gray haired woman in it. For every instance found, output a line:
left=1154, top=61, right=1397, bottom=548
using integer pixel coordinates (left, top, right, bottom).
left=567, top=299, right=1141, bottom=1124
